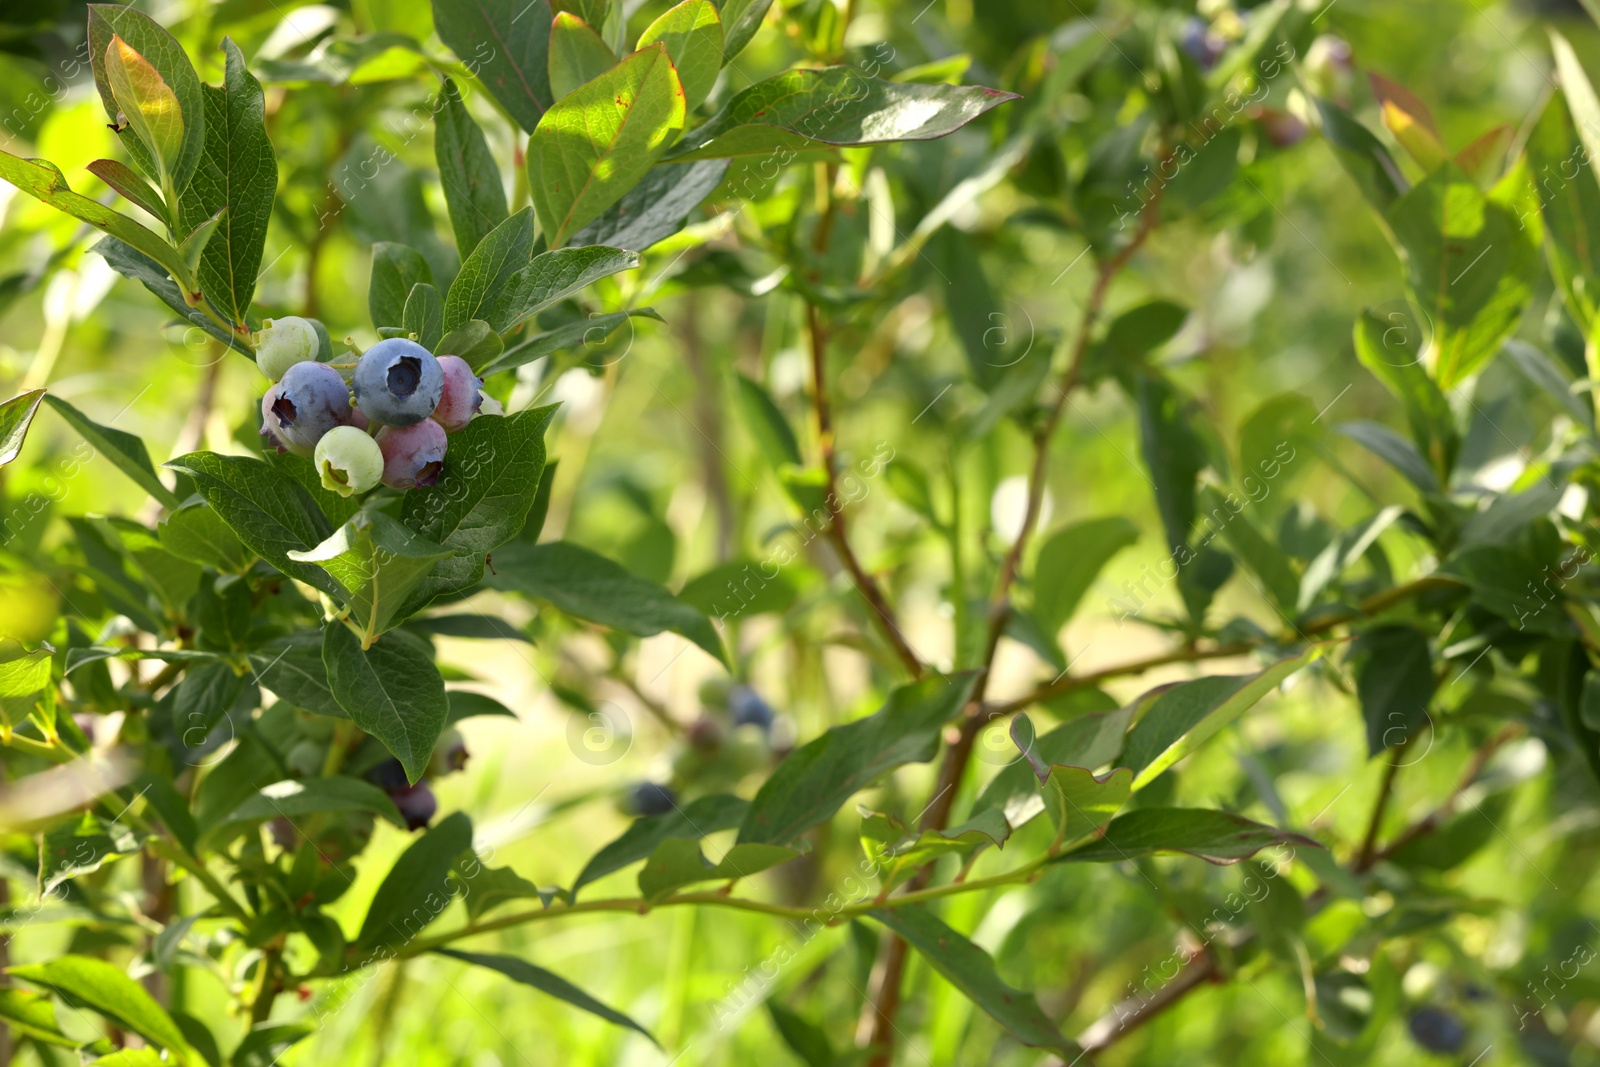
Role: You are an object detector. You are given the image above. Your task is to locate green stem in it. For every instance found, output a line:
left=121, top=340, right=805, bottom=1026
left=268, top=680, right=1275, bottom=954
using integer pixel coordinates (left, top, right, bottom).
left=395, top=859, right=1052, bottom=961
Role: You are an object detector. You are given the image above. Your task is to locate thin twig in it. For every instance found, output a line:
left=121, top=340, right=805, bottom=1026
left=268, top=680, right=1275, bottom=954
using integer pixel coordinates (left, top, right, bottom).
left=807, top=302, right=924, bottom=678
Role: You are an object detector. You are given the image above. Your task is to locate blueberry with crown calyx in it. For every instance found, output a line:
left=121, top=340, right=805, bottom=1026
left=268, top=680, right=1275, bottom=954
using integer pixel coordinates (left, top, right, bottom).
left=353, top=338, right=444, bottom=427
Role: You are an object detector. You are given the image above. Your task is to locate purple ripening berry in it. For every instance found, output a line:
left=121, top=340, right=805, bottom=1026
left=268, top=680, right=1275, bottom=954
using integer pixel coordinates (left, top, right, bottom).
left=627, top=781, right=678, bottom=816
left=267, top=361, right=355, bottom=454
left=389, top=782, right=437, bottom=831
left=353, top=338, right=444, bottom=427
left=432, top=355, right=484, bottom=432
left=365, top=757, right=410, bottom=792
left=376, top=419, right=448, bottom=489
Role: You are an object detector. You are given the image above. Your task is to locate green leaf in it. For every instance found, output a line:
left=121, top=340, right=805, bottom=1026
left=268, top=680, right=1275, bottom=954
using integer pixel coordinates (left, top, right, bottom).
left=1385, top=161, right=1539, bottom=388
left=0, top=388, right=44, bottom=468
left=677, top=558, right=798, bottom=617
left=737, top=673, right=977, bottom=846
left=443, top=207, right=533, bottom=331
left=1527, top=88, right=1600, bottom=332
left=232, top=1024, right=313, bottom=1067
left=1336, top=420, right=1439, bottom=494
left=86, top=158, right=169, bottom=225
left=158, top=498, right=252, bottom=572
left=91, top=236, right=242, bottom=351
left=164, top=452, right=338, bottom=596
left=548, top=13, right=615, bottom=100
left=369, top=242, right=434, bottom=330
left=42, top=394, right=179, bottom=508
left=669, top=69, right=1018, bottom=160
left=1120, top=647, right=1320, bottom=790
left=248, top=631, right=341, bottom=716
left=39, top=812, right=143, bottom=895
left=527, top=43, right=687, bottom=247
left=1504, top=340, right=1593, bottom=431
left=638, top=0, right=722, bottom=111
left=1352, top=309, right=1458, bottom=480
left=1135, top=371, right=1204, bottom=567
left=1198, top=485, right=1299, bottom=613
left=399, top=405, right=555, bottom=608
left=570, top=159, right=727, bottom=250
left=209, top=778, right=405, bottom=834
left=446, top=689, right=519, bottom=726
left=357, top=811, right=473, bottom=952
left=1316, top=98, right=1407, bottom=214
left=403, top=282, right=445, bottom=350
left=859, top=807, right=1009, bottom=890
left=453, top=851, right=546, bottom=920
left=1031, top=516, right=1138, bottom=640
left=637, top=838, right=797, bottom=901
left=0, top=152, right=192, bottom=292
left=571, top=793, right=748, bottom=897
left=432, top=0, right=553, bottom=133
left=734, top=372, right=802, bottom=468
left=1351, top=625, right=1435, bottom=756
left=8, top=955, right=193, bottom=1056
left=178, top=38, right=275, bottom=329
left=1024, top=757, right=1133, bottom=850
left=867, top=906, right=1077, bottom=1056
left=434, top=77, right=508, bottom=258
left=407, top=614, right=532, bottom=642
left=480, top=308, right=661, bottom=376
left=88, top=1051, right=167, bottom=1066
left=289, top=512, right=454, bottom=640
left=87, top=5, right=205, bottom=196
left=765, top=1001, right=835, bottom=1067
left=436, top=319, right=504, bottom=370
left=501, top=244, right=640, bottom=330
left=0, top=987, right=88, bottom=1049
left=489, top=540, right=726, bottom=664
left=435, top=949, right=657, bottom=1044
left=714, top=0, right=773, bottom=61
left=972, top=705, right=1135, bottom=830
left=1056, top=807, right=1319, bottom=865
left=323, top=625, right=449, bottom=784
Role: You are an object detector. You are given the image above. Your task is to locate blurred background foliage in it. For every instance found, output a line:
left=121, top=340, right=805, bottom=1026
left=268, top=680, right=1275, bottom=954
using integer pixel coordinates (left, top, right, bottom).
left=3, top=0, right=1600, bottom=1064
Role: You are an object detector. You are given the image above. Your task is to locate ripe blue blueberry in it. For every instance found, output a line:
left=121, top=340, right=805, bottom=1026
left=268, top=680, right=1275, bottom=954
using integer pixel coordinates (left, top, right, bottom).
left=314, top=425, right=383, bottom=497
left=254, top=315, right=320, bottom=381
left=728, top=685, right=775, bottom=731
left=376, top=419, right=447, bottom=489
left=268, top=361, right=355, bottom=453
left=627, top=781, right=678, bottom=816
left=432, top=354, right=484, bottom=432
left=1407, top=1008, right=1466, bottom=1053
left=353, top=338, right=444, bottom=427
left=389, top=782, right=437, bottom=831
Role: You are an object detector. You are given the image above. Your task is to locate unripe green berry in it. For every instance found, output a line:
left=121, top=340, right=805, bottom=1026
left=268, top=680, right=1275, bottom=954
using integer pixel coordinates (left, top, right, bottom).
left=255, top=316, right=321, bottom=381
left=315, top=425, right=383, bottom=497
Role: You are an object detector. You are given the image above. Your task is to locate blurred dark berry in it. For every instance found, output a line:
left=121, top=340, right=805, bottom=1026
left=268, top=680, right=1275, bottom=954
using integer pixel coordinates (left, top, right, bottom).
left=1179, top=17, right=1223, bottom=70
left=628, top=781, right=678, bottom=816
left=728, top=684, right=775, bottom=731
left=390, top=782, right=437, bottom=831
left=268, top=816, right=296, bottom=851
left=1408, top=1007, right=1467, bottom=1053
left=688, top=716, right=724, bottom=751
left=366, top=757, right=410, bottom=792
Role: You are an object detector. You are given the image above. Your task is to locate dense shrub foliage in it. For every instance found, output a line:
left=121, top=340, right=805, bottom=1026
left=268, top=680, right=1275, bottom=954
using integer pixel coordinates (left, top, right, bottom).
left=0, top=0, right=1598, bottom=1064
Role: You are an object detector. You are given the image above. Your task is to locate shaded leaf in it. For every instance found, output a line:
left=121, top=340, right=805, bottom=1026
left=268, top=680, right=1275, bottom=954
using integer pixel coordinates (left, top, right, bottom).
left=434, top=77, right=508, bottom=258
left=867, top=905, right=1076, bottom=1056
left=637, top=838, right=797, bottom=901
left=436, top=949, right=657, bottom=1043
left=572, top=793, right=747, bottom=897
left=357, top=811, right=473, bottom=952
left=43, top=394, right=178, bottom=508
left=433, top=0, right=554, bottom=132
left=737, top=674, right=977, bottom=845
left=323, top=624, right=450, bottom=783
left=1057, top=807, right=1319, bottom=865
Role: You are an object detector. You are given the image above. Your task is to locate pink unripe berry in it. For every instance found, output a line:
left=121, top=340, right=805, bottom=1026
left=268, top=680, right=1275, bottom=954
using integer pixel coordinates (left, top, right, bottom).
left=376, top=419, right=448, bottom=489
left=432, top=355, right=484, bottom=432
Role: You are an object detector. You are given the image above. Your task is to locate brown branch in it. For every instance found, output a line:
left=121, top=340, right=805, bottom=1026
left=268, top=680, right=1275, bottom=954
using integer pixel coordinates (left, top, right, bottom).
left=1354, top=739, right=1405, bottom=871
left=990, top=575, right=1461, bottom=718
left=860, top=202, right=1162, bottom=1066
left=1073, top=723, right=1525, bottom=1051
left=807, top=303, right=924, bottom=678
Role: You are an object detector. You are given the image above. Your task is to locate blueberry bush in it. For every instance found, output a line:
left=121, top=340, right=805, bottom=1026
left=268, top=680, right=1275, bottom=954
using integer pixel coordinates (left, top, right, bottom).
left=0, top=0, right=1598, bottom=1063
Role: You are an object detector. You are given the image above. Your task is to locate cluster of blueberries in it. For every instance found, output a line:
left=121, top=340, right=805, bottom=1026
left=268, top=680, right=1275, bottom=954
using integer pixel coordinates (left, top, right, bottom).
left=254, top=316, right=485, bottom=495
